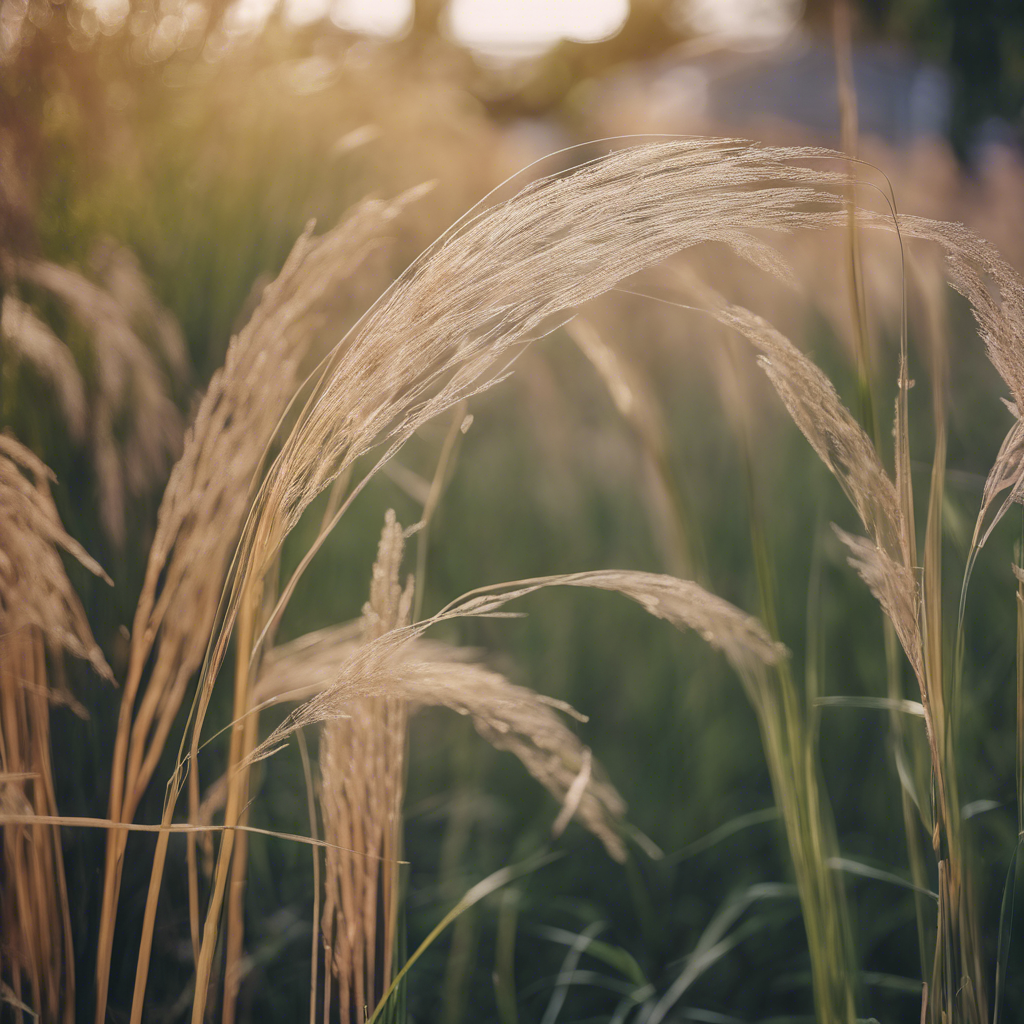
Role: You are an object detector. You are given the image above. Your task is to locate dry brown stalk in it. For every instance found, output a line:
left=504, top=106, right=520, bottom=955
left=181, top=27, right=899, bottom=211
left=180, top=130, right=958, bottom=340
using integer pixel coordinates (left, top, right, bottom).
left=106, top=190, right=426, bottom=1024
left=320, top=511, right=412, bottom=1022
left=0, top=436, right=111, bottom=1023
left=0, top=629, right=81, bottom=1024
left=213, top=577, right=259, bottom=1024
left=295, top=729, right=321, bottom=1024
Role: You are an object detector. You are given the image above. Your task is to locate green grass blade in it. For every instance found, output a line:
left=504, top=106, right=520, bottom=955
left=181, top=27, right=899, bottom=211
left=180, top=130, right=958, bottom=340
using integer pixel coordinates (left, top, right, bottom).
left=815, top=696, right=925, bottom=717
left=993, top=837, right=1023, bottom=1024
left=538, top=927, right=648, bottom=988
left=826, top=857, right=938, bottom=901
left=541, top=921, right=606, bottom=1024
left=367, top=850, right=559, bottom=1024
left=493, top=888, right=520, bottom=1024
left=667, top=808, right=780, bottom=864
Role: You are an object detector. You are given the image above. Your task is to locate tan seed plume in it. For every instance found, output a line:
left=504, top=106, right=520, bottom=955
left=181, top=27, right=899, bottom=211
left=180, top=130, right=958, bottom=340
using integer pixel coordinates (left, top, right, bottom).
left=0, top=434, right=112, bottom=677
left=0, top=295, right=88, bottom=442
left=319, top=510, right=411, bottom=1023
left=889, top=216, right=1024, bottom=573
left=15, top=256, right=183, bottom=546
left=249, top=561, right=786, bottom=868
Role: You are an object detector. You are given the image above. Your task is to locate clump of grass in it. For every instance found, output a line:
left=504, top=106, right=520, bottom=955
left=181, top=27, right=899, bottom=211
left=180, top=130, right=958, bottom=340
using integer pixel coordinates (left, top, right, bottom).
left=131, top=140, right=990, bottom=1023
left=90, top=187, right=427, bottom=1024
left=0, top=435, right=111, bottom=1022
left=249, top=518, right=787, bottom=1022
left=7, top=136, right=1024, bottom=1024
left=140, top=138, right=853, bottom=1024
left=574, top=309, right=857, bottom=1023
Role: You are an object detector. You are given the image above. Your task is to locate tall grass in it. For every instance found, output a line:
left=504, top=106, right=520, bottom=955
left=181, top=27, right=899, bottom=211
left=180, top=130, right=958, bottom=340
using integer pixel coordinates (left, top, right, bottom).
left=2, top=137, right=1024, bottom=1023
left=0, top=436, right=111, bottom=1021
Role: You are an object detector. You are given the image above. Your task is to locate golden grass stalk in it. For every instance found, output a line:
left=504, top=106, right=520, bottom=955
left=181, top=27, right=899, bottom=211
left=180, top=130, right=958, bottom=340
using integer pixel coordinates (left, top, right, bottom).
left=885, top=212, right=1024, bottom=1023
left=296, top=728, right=321, bottom=1024
left=579, top=295, right=857, bottom=1022
left=830, top=47, right=932, bottom=978
left=319, top=511, right=411, bottom=1022
left=91, top=191, right=419, bottom=1024
left=0, top=435, right=111, bottom=1023
left=684, top=268, right=992, bottom=1020
left=1, top=628, right=74, bottom=1024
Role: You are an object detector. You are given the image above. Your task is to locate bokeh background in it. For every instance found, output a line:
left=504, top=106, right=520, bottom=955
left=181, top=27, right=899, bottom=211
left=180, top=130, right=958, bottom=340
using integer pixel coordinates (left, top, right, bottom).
left=3, top=0, right=1024, bottom=1020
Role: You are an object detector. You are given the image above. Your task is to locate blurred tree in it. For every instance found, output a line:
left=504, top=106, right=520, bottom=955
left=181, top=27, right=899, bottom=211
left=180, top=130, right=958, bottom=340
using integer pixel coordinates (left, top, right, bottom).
left=470, top=0, right=687, bottom=117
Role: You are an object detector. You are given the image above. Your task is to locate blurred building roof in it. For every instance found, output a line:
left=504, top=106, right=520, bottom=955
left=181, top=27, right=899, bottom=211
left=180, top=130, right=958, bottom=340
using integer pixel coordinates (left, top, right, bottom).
left=650, top=32, right=950, bottom=143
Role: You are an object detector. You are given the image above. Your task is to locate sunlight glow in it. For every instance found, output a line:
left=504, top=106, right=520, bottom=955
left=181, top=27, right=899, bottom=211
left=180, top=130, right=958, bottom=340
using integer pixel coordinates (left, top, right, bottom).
left=447, top=0, right=630, bottom=57
left=682, top=0, right=801, bottom=43
left=329, top=0, right=412, bottom=36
